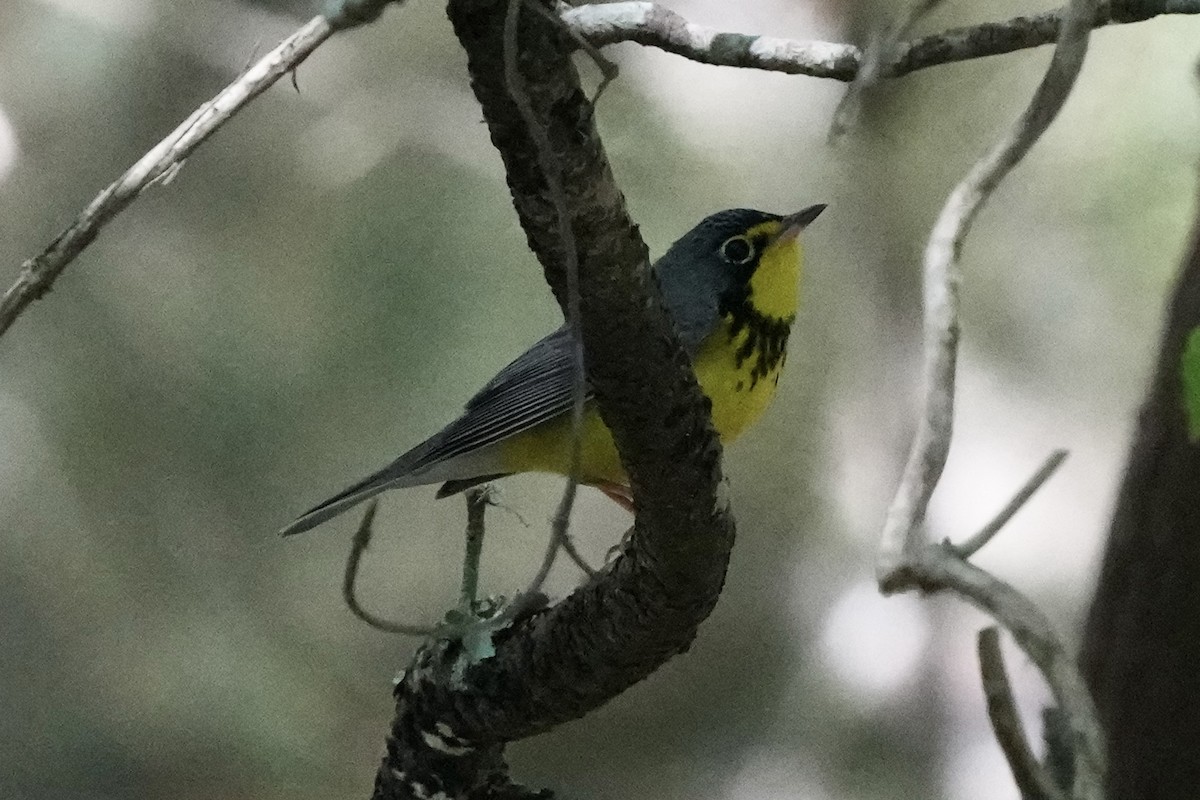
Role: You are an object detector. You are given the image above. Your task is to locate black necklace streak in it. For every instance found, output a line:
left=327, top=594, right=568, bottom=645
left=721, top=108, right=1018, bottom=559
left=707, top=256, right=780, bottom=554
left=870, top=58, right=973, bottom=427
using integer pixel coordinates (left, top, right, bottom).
left=719, top=290, right=794, bottom=390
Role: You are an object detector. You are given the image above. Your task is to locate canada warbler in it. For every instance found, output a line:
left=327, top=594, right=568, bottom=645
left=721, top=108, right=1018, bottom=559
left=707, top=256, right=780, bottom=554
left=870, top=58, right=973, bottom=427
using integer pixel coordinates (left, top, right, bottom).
left=282, top=204, right=825, bottom=535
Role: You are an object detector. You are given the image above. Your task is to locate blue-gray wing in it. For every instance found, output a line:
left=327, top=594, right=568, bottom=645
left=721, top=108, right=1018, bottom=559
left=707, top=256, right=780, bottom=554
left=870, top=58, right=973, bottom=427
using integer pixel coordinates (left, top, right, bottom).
left=421, top=325, right=588, bottom=466
left=283, top=295, right=721, bottom=536
left=281, top=327, right=587, bottom=536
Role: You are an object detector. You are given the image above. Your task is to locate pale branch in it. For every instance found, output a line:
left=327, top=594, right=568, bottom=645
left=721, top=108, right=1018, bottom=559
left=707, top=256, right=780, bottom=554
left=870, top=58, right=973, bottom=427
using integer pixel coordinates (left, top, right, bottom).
left=561, top=1, right=857, bottom=79
left=873, top=0, right=1107, bottom=795
left=978, top=627, right=1070, bottom=800
left=877, top=0, right=1094, bottom=583
left=0, top=2, right=405, bottom=339
left=828, top=0, right=952, bottom=138
left=343, top=500, right=438, bottom=637
left=6, top=1, right=1199, bottom=341
left=562, top=1, right=1200, bottom=81
left=951, top=449, right=1068, bottom=560
left=904, top=548, right=1106, bottom=799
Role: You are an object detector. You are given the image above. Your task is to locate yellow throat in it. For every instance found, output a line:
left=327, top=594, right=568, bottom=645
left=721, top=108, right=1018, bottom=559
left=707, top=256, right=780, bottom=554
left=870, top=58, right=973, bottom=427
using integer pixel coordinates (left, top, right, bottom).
left=694, top=219, right=801, bottom=443
left=500, top=219, right=804, bottom=486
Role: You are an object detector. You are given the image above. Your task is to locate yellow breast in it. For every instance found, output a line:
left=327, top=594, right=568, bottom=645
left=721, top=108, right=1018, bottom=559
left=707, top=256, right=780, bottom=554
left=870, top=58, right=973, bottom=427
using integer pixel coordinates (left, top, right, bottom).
left=499, top=319, right=790, bottom=486
left=692, top=316, right=789, bottom=443
left=500, top=233, right=802, bottom=487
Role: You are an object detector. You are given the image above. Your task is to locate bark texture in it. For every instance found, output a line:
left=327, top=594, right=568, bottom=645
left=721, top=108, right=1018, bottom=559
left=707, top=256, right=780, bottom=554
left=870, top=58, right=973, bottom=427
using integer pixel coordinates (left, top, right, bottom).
left=370, top=1, right=736, bottom=797
left=1081, top=182, right=1200, bottom=800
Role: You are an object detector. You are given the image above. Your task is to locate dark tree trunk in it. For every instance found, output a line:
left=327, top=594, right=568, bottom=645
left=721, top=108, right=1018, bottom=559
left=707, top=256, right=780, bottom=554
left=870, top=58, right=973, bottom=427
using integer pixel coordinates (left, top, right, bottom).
left=1081, top=179, right=1200, bottom=800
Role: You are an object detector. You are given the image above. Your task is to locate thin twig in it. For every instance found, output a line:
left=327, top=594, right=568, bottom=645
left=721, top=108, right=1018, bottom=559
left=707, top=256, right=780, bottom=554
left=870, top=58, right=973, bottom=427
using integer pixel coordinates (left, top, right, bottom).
left=562, top=0, right=1200, bottom=82
left=0, top=1, right=408, bottom=340
left=559, top=532, right=599, bottom=576
left=951, top=449, right=1068, bottom=559
left=911, top=552, right=1105, bottom=799
left=486, top=492, right=596, bottom=579
left=503, top=0, right=589, bottom=596
left=525, top=0, right=619, bottom=102
left=10, top=2, right=1198, bottom=341
left=879, top=0, right=1097, bottom=578
left=0, top=17, right=333, bottom=338
left=460, top=487, right=493, bottom=608
left=829, top=0, right=949, bottom=139
left=870, top=0, right=1107, bottom=795
left=978, top=627, right=1070, bottom=800
left=342, top=501, right=437, bottom=637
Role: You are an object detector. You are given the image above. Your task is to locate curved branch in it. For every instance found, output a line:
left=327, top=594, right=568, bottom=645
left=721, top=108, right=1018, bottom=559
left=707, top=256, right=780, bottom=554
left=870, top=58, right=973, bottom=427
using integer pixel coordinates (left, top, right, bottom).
left=878, top=0, right=1097, bottom=581
left=978, top=627, right=1070, bottom=800
left=872, top=0, right=1107, bottom=795
left=373, top=0, right=733, bottom=796
left=562, top=1, right=1200, bottom=81
left=7, top=0, right=1198, bottom=342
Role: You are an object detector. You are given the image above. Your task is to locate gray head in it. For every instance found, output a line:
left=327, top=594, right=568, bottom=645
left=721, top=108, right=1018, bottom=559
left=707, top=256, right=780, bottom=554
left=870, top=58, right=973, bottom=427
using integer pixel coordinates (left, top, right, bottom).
left=653, top=206, right=825, bottom=350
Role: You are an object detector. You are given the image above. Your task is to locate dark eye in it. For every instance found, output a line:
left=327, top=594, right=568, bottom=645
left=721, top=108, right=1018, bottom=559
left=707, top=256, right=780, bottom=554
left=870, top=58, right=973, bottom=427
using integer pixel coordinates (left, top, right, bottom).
left=720, top=235, right=755, bottom=265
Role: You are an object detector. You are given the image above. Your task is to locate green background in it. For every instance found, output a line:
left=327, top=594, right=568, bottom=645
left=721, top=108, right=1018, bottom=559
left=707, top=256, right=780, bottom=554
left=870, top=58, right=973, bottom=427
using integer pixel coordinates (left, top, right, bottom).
left=1, top=1, right=1198, bottom=798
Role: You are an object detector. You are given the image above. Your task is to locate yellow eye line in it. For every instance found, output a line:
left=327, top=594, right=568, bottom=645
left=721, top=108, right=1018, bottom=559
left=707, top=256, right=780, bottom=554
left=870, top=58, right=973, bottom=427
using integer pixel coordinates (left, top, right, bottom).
left=745, top=220, right=782, bottom=240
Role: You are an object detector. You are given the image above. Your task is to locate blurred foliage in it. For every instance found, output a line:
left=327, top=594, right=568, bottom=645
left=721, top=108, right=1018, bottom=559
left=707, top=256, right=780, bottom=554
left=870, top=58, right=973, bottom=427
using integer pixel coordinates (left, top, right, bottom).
left=1182, top=326, right=1200, bottom=440
left=0, top=0, right=1198, bottom=799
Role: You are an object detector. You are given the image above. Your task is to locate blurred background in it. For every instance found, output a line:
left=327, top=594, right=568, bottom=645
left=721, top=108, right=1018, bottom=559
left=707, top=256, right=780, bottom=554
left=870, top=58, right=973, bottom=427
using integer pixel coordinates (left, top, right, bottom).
left=1, top=0, right=1197, bottom=798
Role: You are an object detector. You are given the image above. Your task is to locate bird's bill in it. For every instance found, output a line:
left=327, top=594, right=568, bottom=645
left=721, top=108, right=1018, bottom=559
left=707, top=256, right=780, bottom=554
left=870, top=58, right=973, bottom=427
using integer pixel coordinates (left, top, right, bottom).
left=776, top=203, right=827, bottom=241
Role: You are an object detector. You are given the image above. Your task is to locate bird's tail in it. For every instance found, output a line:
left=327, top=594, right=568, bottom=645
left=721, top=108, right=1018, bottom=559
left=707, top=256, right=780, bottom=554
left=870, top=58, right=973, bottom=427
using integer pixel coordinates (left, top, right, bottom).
left=279, top=465, right=402, bottom=537
left=280, top=438, right=505, bottom=536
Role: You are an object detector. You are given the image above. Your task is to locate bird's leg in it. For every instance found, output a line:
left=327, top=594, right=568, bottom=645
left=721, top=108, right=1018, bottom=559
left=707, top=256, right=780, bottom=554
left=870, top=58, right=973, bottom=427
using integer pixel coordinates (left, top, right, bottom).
left=593, top=480, right=636, bottom=514
left=592, top=481, right=637, bottom=564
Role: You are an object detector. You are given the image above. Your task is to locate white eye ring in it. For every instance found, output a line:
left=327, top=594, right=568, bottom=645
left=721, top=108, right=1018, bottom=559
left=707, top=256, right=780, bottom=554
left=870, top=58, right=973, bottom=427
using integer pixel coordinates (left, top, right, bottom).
left=720, top=235, right=756, bottom=265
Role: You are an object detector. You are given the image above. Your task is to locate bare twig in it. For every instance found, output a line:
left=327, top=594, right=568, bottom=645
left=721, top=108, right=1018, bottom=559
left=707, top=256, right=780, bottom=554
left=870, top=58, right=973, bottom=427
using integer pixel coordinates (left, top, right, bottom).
left=559, top=532, right=599, bottom=576
left=481, top=488, right=599, bottom=575
left=867, top=0, right=1107, bottom=794
left=0, top=18, right=332, bottom=337
left=951, top=449, right=1068, bottom=559
left=0, top=2, right=405, bottom=339
left=911, top=552, right=1105, bottom=799
left=525, top=0, right=620, bottom=100
left=460, top=487, right=493, bottom=608
left=562, top=0, right=1200, bottom=82
left=878, top=0, right=1095, bottom=577
left=828, top=0, right=949, bottom=139
left=504, top=0, right=589, bottom=593
left=10, top=2, right=1199, bottom=341
left=978, top=627, right=1070, bottom=800
left=342, top=501, right=437, bottom=637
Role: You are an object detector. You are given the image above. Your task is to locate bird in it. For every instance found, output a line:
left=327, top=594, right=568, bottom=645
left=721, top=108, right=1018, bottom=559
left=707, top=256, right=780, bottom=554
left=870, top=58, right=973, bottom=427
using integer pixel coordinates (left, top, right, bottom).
left=281, top=204, right=825, bottom=536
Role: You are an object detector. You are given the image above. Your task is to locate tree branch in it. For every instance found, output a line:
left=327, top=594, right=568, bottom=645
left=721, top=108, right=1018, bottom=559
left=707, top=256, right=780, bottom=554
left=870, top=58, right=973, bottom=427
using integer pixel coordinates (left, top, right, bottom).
left=1081, top=164, right=1200, bottom=800
left=0, top=1, right=405, bottom=339
left=978, top=627, right=1070, bottom=800
left=878, top=0, right=1096, bottom=586
left=871, top=0, right=1108, bottom=795
left=562, top=0, right=1200, bottom=81
left=950, top=449, right=1068, bottom=560
left=7, top=0, right=1198, bottom=342
left=371, top=0, right=734, bottom=796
